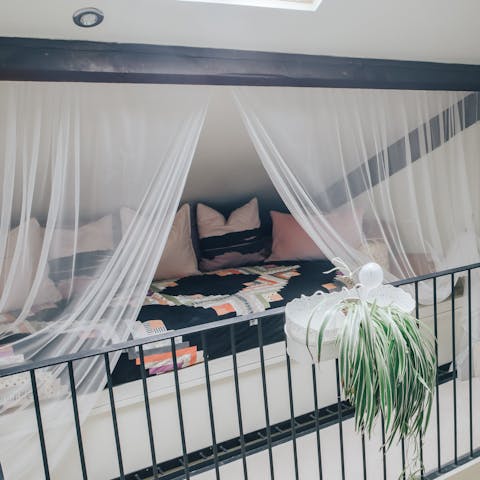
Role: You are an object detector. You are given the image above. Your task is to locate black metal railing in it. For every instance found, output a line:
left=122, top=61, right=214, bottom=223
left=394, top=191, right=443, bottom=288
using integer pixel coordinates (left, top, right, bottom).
left=391, top=262, right=480, bottom=479
left=1, top=262, right=480, bottom=480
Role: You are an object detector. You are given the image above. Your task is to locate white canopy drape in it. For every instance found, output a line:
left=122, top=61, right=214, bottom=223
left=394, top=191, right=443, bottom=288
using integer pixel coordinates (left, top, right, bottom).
left=1, top=81, right=480, bottom=479
left=234, top=86, right=480, bottom=374
left=0, top=82, right=209, bottom=479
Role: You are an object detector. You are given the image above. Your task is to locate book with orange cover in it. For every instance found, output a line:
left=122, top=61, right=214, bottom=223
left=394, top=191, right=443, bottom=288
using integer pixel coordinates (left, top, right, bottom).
left=135, top=346, right=197, bottom=366
left=148, top=348, right=201, bottom=375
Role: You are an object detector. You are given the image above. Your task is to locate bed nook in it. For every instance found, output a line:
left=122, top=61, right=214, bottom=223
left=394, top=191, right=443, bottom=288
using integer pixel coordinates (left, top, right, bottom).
left=0, top=35, right=480, bottom=480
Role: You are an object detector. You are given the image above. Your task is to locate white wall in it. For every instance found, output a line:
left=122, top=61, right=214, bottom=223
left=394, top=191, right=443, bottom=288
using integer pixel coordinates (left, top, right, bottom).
left=2, top=84, right=285, bottom=227
left=2, top=0, right=480, bottom=65
left=181, top=87, right=285, bottom=219
left=358, top=122, right=480, bottom=254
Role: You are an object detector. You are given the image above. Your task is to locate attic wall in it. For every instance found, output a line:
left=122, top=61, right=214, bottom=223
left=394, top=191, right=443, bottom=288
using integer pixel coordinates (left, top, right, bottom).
left=357, top=121, right=480, bottom=254
left=163, top=89, right=480, bottom=253
left=181, top=87, right=286, bottom=229
left=2, top=85, right=285, bottom=228
left=326, top=92, right=480, bottom=209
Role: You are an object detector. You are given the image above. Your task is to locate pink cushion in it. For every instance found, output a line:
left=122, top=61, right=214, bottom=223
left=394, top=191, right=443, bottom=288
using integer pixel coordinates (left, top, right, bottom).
left=268, top=208, right=364, bottom=261
left=268, top=212, right=324, bottom=261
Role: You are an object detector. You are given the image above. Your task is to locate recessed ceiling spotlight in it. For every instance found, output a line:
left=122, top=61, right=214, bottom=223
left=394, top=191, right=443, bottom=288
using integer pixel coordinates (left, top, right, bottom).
left=73, top=8, right=104, bottom=28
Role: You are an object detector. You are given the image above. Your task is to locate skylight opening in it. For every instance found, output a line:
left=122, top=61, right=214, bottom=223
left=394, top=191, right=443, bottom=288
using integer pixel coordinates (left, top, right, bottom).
left=179, top=0, right=322, bottom=12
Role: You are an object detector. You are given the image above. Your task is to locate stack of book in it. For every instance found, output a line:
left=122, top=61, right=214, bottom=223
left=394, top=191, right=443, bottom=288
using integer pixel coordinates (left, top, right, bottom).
left=128, top=320, right=202, bottom=375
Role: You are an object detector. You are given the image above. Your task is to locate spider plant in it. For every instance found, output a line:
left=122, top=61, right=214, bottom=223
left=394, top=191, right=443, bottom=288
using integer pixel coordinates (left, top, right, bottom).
left=310, top=297, right=436, bottom=475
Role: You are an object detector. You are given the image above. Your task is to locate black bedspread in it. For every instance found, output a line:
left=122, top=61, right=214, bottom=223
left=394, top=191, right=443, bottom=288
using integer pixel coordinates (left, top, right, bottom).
left=111, top=260, right=337, bottom=386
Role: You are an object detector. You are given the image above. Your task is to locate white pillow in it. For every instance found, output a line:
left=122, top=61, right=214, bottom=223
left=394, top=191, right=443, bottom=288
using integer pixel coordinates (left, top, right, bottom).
left=0, top=218, right=62, bottom=312
left=121, top=204, right=199, bottom=281
left=49, top=214, right=114, bottom=260
left=197, top=197, right=260, bottom=239
left=196, top=198, right=266, bottom=271
left=154, top=204, right=199, bottom=280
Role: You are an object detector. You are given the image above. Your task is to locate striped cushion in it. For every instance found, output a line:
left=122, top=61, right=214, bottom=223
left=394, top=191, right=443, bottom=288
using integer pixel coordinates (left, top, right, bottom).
left=197, top=198, right=267, bottom=271
left=48, top=250, right=113, bottom=283
left=200, top=228, right=265, bottom=258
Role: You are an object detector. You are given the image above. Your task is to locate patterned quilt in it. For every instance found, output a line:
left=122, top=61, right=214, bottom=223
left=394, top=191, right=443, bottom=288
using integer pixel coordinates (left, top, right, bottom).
left=144, top=264, right=339, bottom=317
left=0, top=259, right=343, bottom=389
left=111, top=259, right=342, bottom=386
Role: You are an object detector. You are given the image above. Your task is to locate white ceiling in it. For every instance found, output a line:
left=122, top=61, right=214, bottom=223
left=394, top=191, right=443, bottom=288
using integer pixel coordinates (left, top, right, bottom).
left=1, top=0, right=480, bottom=64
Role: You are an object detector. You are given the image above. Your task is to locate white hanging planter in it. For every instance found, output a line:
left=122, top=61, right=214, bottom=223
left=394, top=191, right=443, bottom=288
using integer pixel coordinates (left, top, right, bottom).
left=285, top=262, right=416, bottom=363
left=285, top=292, right=343, bottom=363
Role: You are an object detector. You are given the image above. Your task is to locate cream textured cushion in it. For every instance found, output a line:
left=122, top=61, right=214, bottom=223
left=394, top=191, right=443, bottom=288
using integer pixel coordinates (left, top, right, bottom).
left=121, top=204, right=199, bottom=281
left=359, top=239, right=390, bottom=272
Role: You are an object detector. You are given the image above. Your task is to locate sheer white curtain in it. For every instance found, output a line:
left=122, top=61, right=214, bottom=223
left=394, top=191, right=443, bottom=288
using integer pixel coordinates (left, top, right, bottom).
left=234, top=87, right=480, bottom=372
left=0, top=82, right=209, bottom=479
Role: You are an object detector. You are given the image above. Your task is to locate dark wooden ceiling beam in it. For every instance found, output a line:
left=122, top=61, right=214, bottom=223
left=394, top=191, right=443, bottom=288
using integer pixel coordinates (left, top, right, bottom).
left=1, top=37, right=480, bottom=90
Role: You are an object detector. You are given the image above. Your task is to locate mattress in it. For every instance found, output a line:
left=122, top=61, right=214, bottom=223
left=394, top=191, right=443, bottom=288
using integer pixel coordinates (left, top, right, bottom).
left=111, top=259, right=339, bottom=386
left=0, top=259, right=338, bottom=397
left=0, top=258, right=464, bottom=401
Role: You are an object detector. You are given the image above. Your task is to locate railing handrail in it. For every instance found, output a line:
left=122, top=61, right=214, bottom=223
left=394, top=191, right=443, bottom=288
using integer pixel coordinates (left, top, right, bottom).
left=0, top=307, right=285, bottom=378
left=390, top=261, right=480, bottom=286
left=1, top=260, right=479, bottom=379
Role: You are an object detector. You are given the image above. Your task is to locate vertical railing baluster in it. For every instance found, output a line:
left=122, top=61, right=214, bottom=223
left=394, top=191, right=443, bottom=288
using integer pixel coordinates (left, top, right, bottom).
left=381, top=416, right=387, bottom=480
left=311, top=365, right=324, bottom=480
left=433, top=277, right=441, bottom=473
left=104, top=353, right=125, bottom=480
left=30, top=369, right=50, bottom=480
left=361, top=433, right=367, bottom=480
left=230, top=325, right=248, bottom=479
left=201, top=332, right=220, bottom=480
left=285, top=350, right=299, bottom=480
left=335, top=359, right=346, bottom=480
left=415, top=281, right=424, bottom=479
left=67, top=361, right=88, bottom=479
left=419, top=433, right=424, bottom=479
left=171, top=338, right=190, bottom=479
left=468, top=269, right=473, bottom=457
left=138, top=345, right=158, bottom=480
left=258, top=319, right=275, bottom=479
left=451, top=273, right=458, bottom=465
